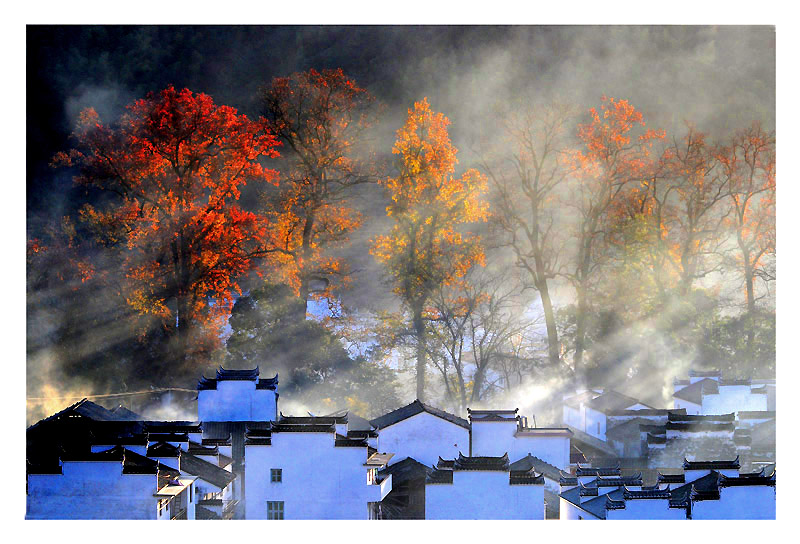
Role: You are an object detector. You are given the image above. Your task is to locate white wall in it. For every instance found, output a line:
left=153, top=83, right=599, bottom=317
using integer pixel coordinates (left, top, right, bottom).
left=471, top=421, right=518, bottom=458
left=426, top=471, right=543, bottom=520
left=605, top=500, right=686, bottom=520
left=27, top=461, right=157, bottom=520
left=691, top=485, right=775, bottom=519
left=584, top=408, right=607, bottom=440
left=510, top=435, right=570, bottom=470
left=377, top=412, right=469, bottom=467
left=198, top=381, right=277, bottom=422
left=245, top=432, right=381, bottom=519
left=673, top=399, right=702, bottom=415
left=701, top=386, right=768, bottom=415
left=559, top=498, right=598, bottom=520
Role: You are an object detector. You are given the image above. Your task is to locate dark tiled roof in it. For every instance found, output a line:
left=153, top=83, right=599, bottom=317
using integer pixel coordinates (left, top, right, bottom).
left=187, top=441, right=219, bottom=456
left=218, top=452, right=233, bottom=468
left=147, top=441, right=181, bottom=457
left=370, top=400, right=469, bottom=430
left=334, top=434, right=369, bottom=448
left=145, top=421, right=202, bottom=434
left=379, top=457, right=432, bottom=484
left=605, top=417, right=654, bottom=438
left=453, top=452, right=510, bottom=471
left=658, top=473, right=685, bottom=484
left=672, top=378, right=718, bottom=404
left=27, top=399, right=125, bottom=432
left=683, top=456, right=740, bottom=471
left=668, top=412, right=735, bottom=423
left=179, top=451, right=236, bottom=489
left=467, top=408, right=519, bottom=422
left=576, top=465, right=621, bottom=477
left=509, top=454, right=564, bottom=482
left=647, top=433, right=666, bottom=445
left=270, top=423, right=334, bottom=433
left=426, top=469, right=454, bottom=484
left=640, top=424, right=665, bottom=434
left=110, top=405, right=142, bottom=420
left=623, top=486, right=672, bottom=500
left=437, top=457, right=455, bottom=469
left=148, top=432, right=190, bottom=442
left=595, top=474, right=643, bottom=487
left=719, top=472, right=776, bottom=487
left=197, top=366, right=278, bottom=390
left=509, top=472, right=544, bottom=485
left=346, top=429, right=378, bottom=439
left=256, top=375, right=279, bottom=390
left=279, top=413, right=347, bottom=425
left=666, top=422, right=734, bottom=432
left=584, top=391, right=646, bottom=413
left=202, top=436, right=231, bottom=446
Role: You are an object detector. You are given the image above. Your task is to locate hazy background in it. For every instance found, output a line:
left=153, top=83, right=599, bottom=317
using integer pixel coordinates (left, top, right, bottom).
left=26, top=26, right=776, bottom=424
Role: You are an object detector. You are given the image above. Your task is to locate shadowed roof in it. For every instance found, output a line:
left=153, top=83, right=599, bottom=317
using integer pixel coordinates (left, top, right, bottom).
left=370, top=400, right=469, bottom=430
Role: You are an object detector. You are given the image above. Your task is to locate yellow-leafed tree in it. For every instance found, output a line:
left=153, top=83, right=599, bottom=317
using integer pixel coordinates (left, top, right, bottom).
left=371, top=98, right=489, bottom=400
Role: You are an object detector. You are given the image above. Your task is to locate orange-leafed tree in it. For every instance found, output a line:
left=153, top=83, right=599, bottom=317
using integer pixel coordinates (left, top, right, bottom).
left=52, top=86, right=281, bottom=365
left=371, top=98, right=489, bottom=401
left=566, top=96, right=664, bottom=376
left=715, top=123, right=776, bottom=315
left=260, top=68, right=379, bottom=317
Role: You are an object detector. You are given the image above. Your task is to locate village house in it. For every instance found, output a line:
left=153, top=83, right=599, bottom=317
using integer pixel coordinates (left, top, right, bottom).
left=672, top=370, right=775, bottom=415
left=425, top=453, right=545, bottom=519
left=560, top=457, right=776, bottom=520
left=27, top=366, right=777, bottom=520
left=369, top=399, right=470, bottom=467
left=243, top=413, right=392, bottom=519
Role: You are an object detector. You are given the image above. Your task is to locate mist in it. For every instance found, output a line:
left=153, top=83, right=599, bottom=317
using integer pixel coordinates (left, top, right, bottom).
left=27, top=26, right=775, bottom=424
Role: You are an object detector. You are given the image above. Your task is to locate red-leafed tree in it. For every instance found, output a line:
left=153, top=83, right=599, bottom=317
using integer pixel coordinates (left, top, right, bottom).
left=566, top=97, right=664, bottom=376
left=52, top=86, right=281, bottom=364
left=260, top=68, right=379, bottom=316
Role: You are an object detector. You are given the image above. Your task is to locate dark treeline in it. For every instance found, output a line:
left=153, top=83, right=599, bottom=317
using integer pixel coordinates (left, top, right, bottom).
left=26, top=26, right=775, bottom=424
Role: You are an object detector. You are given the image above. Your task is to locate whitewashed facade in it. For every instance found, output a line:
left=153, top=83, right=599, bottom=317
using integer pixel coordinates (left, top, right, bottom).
left=243, top=417, right=391, bottom=519
left=370, top=400, right=470, bottom=467
left=425, top=453, right=544, bottom=520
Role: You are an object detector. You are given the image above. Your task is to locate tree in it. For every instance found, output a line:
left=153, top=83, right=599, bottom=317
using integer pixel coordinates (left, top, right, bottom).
left=426, top=270, right=532, bottom=414
left=478, top=101, right=574, bottom=368
left=715, top=123, right=776, bottom=315
left=371, top=98, right=489, bottom=401
left=565, top=96, right=664, bottom=378
left=260, top=68, right=380, bottom=317
left=52, top=86, right=281, bottom=366
left=226, top=283, right=401, bottom=418
left=715, top=123, right=776, bottom=355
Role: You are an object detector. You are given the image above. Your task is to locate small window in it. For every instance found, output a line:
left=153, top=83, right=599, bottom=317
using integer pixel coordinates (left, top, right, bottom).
left=271, top=468, right=282, bottom=483
left=267, top=501, right=284, bottom=520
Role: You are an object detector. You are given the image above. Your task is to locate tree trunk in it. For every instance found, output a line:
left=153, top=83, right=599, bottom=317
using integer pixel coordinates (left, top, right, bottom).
left=538, top=279, right=561, bottom=367
left=573, top=283, right=588, bottom=382
left=413, top=308, right=427, bottom=402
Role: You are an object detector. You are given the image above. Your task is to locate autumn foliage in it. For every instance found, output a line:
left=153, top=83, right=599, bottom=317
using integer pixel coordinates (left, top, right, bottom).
left=372, top=98, right=489, bottom=399
left=261, top=68, right=379, bottom=308
left=52, top=86, right=281, bottom=359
